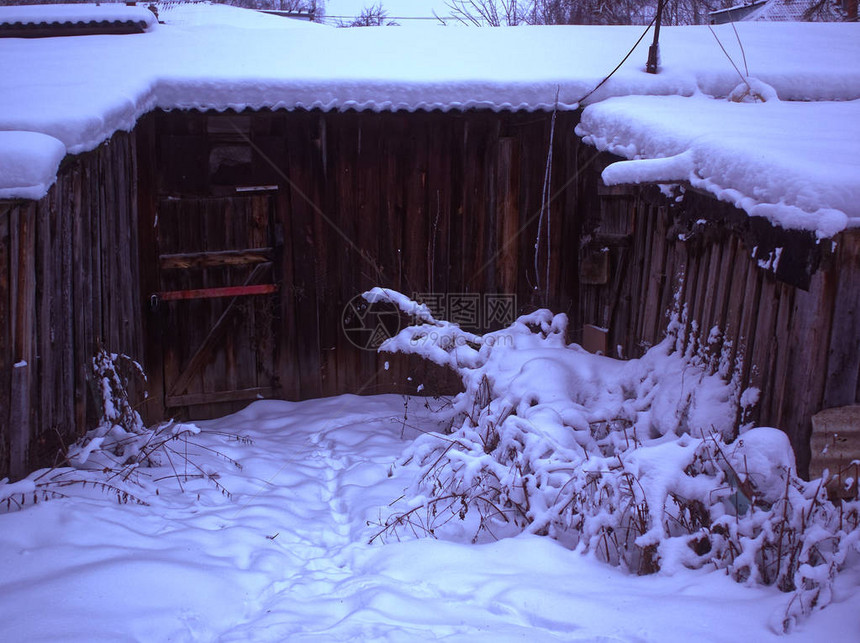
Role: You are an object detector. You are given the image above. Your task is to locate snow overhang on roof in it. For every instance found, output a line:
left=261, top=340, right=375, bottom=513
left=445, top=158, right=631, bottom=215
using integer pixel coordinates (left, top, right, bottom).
left=576, top=93, right=860, bottom=239
left=0, top=3, right=158, bottom=38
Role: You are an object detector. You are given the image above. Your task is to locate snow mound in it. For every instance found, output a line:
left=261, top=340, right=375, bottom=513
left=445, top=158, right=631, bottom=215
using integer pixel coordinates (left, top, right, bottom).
left=0, top=131, right=66, bottom=200
left=729, top=77, right=780, bottom=103
left=729, top=426, right=796, bottom=503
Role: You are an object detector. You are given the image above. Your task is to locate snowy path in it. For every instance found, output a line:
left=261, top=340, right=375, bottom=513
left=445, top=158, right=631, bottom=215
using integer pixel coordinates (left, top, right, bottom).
left=1, top=395, right=859, bottom=641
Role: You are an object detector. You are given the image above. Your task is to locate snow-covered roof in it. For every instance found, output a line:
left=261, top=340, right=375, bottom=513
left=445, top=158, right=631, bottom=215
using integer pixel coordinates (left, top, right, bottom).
left=158, top=1, right=325, bottom=29
left=576, top=95, right=860, bottom=238
left=0, top=3, right=157, bottom=34
left=0, top=3, right=858, bottom=236
left=709, top=1, right=769, bottom=23
left=746, top=0, right=844, bottom=21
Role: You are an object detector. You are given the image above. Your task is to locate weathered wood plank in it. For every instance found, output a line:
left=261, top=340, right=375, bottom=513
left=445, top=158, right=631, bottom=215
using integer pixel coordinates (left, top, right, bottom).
left=823, top=230, right=860, bottom=408
left=0, top=205, right=12, bottom=474
left=11, top=203, right=35, bottom=478
left=747, top=273, right=779, bottom=424
left=284, top=112, right=323, bottom=398
left=160, top=248, right=274, bottom=269
left=780, top=267, right=836, bottom=475
left=9, top=362, right=30, bottom=479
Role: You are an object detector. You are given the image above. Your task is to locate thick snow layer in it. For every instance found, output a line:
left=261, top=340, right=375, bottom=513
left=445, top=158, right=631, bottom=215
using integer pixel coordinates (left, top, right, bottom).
left=577, top=95, right=860, bottom=237
left=159, top=1, right=325, bottom=29
left=0, top=131, right=66, bottom=200
left=0, top=3, right=157, bottom=29
left=0, top=18, right=857, bottom=155
left=0, top=8, right=858, bottom=214
left=1, top=394, right=858, bottom=641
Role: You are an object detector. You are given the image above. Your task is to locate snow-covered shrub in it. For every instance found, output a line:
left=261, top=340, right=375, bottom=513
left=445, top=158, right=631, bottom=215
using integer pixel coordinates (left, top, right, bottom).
left=66, top=346, right=152, bottom=469
left=0, top=347, right=247, bottom=512
left=366, top=288, right=860, bottom=629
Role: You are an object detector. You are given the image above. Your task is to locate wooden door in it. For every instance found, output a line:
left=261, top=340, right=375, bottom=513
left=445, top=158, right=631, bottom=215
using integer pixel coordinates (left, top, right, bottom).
left=151, top=193, right=281, bottom=418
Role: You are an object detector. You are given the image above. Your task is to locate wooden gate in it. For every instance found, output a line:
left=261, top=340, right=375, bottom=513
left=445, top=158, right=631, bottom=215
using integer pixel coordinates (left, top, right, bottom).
left=150, top=193, right=281, bottom=418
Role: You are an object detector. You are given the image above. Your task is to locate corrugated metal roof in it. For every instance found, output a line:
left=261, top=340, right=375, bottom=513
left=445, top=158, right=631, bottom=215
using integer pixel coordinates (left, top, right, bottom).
left=0, top=3, right=157, bottom=38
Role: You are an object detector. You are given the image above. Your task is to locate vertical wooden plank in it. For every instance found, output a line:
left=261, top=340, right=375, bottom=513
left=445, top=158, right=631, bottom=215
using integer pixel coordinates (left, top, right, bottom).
left=781, top=269, right=836, bottom=476
left=685, top=242, right=706, bottom=354
left=9, top=362, right=30, bottom=480
left=692, top=243, right=716, bottom=354
left=351, top=113, right=379, bottom=394
left=327, top=112, right=361, bottom=395
left=36, top=197, right=53, bottom=453
left=747, top=272, right=779, bottom=425
left=723, top=238, right=751, bottom=381
left=285, top=111, right=323, bottom=398
left=137, top=116, right=166, bottom=423
left=376, top=112, right=410, bottom=393
left=707, top=235, right=737, bottom=370
left=823, top=230, right=860, bottom=408
left=766, top=283, right=794, bottom=428
left=700, top=235, right=724, bottom=334
left=696, top=244, right=714, bottom=346
left=276, top=163, right=300, bottom=401
left=734, top=260, right=763, bottom=396
left=496, top=137, right=520, bottom=297
left=0, top=204, right=12, bottom=476
left=58, top=171, right=75, bottom=443
left=560, top=119, right=581, bottom=338
left=427, top=112, right=453, bottom=297
left=11, top=203, right=35, bottom=478
left=638, top=204, right=660, bottom=346
left=654, top=206, right=677, bottom=341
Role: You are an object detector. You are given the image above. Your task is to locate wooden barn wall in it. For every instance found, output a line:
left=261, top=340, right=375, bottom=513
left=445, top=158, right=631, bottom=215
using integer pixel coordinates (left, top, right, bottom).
left=138, top=109, right=585, bottom=422
left=578, top=158, right=860, bottom=476
left=0, top=131, right=142, bottom=479
left=4, top=109, right=854, bottom=480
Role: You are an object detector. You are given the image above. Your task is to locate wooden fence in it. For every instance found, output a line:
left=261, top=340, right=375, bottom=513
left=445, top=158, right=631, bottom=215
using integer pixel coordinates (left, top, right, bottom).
left=0, top=131, right=142, bottom=479
left=137, top=109, right=585, bottom=421
left=577, top=156, right=860, bottom=475
left=1, top=109, right=857, bottom=479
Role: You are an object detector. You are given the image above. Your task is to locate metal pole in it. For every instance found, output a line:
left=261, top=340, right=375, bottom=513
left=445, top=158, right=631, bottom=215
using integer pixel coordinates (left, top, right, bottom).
left=646, top=0, right=665, bottom=74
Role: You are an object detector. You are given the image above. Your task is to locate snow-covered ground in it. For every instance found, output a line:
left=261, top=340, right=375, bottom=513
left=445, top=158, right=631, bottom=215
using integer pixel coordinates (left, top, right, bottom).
left=1, top=392, right=859, bottom=641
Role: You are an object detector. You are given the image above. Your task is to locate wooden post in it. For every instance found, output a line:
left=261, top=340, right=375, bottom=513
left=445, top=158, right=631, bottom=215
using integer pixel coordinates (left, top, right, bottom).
left=11, top=204, right=35, bottom=479
left=9, top=361, right=29, bottom=480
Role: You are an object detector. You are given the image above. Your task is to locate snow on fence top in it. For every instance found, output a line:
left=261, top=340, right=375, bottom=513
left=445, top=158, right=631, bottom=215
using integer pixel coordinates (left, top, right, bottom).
left=0, top=3, right=858, bottom=234
left=0, top=3, right=157, bottom=31
left=577, top=95, right=860, bottom=238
